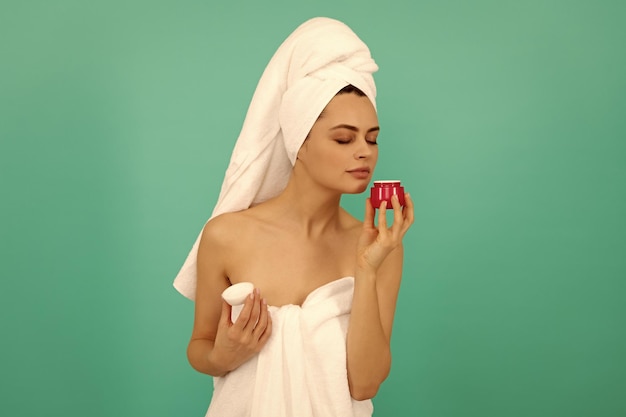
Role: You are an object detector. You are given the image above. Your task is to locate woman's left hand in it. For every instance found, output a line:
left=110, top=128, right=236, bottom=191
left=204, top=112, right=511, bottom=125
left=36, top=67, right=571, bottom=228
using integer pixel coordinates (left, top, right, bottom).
left=357, top=193, right=414, bottom=272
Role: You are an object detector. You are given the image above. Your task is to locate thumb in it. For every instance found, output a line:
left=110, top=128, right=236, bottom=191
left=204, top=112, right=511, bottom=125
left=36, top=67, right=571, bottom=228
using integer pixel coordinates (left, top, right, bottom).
left=219, top=299, right=233, bottom=327
left=363, top=197, right=375, bottom=229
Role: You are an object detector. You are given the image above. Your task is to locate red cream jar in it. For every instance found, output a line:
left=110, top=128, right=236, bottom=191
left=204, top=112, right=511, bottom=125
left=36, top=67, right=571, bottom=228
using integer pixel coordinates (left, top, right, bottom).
left=370, top=180, right=405, bottom=209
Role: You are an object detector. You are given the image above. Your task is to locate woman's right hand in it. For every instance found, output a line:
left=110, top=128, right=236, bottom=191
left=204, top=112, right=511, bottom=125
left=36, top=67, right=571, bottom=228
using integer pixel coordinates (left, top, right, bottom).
left=209, top=288, right=272, bottom=373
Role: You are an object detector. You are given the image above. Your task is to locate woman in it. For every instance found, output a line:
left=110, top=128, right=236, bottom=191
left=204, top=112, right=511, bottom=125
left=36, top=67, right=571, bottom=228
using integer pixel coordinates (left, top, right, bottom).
left=174, top=18, right=413, bottom=417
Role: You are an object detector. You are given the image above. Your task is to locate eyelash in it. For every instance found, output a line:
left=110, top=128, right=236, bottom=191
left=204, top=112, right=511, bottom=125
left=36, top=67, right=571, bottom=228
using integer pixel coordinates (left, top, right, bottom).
left=335, top=139, right=378, bottom=145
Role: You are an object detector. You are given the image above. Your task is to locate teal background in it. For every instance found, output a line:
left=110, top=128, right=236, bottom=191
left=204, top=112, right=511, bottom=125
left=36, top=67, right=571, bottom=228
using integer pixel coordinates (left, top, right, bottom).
left=2, top=1, right=625, bottom=416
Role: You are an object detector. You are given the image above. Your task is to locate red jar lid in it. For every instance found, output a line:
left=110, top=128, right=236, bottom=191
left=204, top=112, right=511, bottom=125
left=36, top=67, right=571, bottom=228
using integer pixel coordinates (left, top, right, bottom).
left=373, top=180, right=401, bottom=187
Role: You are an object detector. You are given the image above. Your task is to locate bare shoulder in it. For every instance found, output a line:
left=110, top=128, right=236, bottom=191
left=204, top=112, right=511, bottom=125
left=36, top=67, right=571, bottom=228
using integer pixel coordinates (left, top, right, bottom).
left=196, top=210, right=259, bottom=289
left=339, top=205, right=361, bottom=224
left=339, top=207, right=364, bottom=239
left=199, top=210, right=255, bottom=248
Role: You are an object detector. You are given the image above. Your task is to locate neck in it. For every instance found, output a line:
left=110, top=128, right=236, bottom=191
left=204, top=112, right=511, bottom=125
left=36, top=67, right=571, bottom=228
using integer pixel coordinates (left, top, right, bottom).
left=269, top=170, right=343, bottom=237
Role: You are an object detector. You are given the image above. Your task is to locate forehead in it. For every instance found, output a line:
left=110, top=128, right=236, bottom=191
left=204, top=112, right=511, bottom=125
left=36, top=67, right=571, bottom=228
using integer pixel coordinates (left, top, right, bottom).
left=316, top=93, right=378, bottom=127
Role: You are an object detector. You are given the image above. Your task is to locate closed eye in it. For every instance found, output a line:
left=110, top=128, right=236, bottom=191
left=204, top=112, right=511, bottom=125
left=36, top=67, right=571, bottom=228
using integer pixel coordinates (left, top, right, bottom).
left=335, top=139, right=352, bottom=144
left=366, top=134, right=379, bottom=145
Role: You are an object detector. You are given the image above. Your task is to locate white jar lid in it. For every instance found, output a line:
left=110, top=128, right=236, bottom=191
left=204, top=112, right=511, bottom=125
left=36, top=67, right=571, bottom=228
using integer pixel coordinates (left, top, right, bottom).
left=221, top=282, right=254, bottom=306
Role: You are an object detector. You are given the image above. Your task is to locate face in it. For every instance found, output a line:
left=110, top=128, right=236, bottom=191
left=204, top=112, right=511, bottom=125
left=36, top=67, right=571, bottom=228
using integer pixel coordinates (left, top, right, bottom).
left=296, top=92, right=379, bottom=194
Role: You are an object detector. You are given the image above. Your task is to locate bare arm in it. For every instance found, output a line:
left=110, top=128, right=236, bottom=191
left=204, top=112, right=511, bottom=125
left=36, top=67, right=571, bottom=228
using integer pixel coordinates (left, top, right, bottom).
left=187, top=216, right=272, bottom=376
left=346, top=194, right=414, bottom=400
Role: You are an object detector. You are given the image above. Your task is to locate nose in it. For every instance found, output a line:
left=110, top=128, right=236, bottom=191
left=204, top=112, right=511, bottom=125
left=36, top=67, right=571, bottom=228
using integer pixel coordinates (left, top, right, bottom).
left=354, top=138, right=373, bottom=159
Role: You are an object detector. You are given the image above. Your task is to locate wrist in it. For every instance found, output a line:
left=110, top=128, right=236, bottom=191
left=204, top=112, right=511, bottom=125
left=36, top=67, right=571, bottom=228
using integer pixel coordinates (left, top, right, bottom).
left=355, top=255, right=377, bottom=274
left=207, top=346, right=233, bottom=376
left=355, top=265, right=377, bottom=282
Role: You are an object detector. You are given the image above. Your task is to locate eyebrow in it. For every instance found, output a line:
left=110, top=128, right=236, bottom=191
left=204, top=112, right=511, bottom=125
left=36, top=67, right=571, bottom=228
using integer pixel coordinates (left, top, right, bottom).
left=329, top=124, right=380, bottom=133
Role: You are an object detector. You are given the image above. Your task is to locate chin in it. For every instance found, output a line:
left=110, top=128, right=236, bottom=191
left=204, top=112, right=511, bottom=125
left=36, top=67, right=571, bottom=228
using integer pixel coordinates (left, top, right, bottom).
left=344, top=183, right=369, bottom=194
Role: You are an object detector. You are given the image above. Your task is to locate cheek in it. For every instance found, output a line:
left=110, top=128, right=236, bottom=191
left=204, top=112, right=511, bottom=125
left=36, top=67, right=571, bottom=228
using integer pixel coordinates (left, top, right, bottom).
left=298, top=143, right=334, bottom=168
left=363, top=145, right=379, bottom=165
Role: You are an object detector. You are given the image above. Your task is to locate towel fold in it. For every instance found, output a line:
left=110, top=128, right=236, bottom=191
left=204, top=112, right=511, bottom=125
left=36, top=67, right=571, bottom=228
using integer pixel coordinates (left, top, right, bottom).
left=173, top=17, right=378, bottom=300
left=206, top=277, right=373, bottom=417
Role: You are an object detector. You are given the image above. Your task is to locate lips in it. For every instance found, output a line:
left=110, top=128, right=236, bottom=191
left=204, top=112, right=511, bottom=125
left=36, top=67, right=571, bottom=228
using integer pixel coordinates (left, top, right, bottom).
left=347, top=167, right=371, bottom=179
left=347, top=167, right=371, bottom=174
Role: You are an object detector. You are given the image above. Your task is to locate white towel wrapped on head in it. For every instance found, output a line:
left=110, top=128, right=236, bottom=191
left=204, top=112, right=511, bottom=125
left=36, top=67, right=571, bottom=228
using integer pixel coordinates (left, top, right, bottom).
left=173, top=17, right=377, bottom=299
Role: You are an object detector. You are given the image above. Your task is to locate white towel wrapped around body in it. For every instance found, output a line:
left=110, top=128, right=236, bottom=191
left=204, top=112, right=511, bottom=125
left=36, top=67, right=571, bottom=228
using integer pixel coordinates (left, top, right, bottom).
left=173, top=17, right=378, bottom=300
left=206, top=277, right=373, bottom=417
